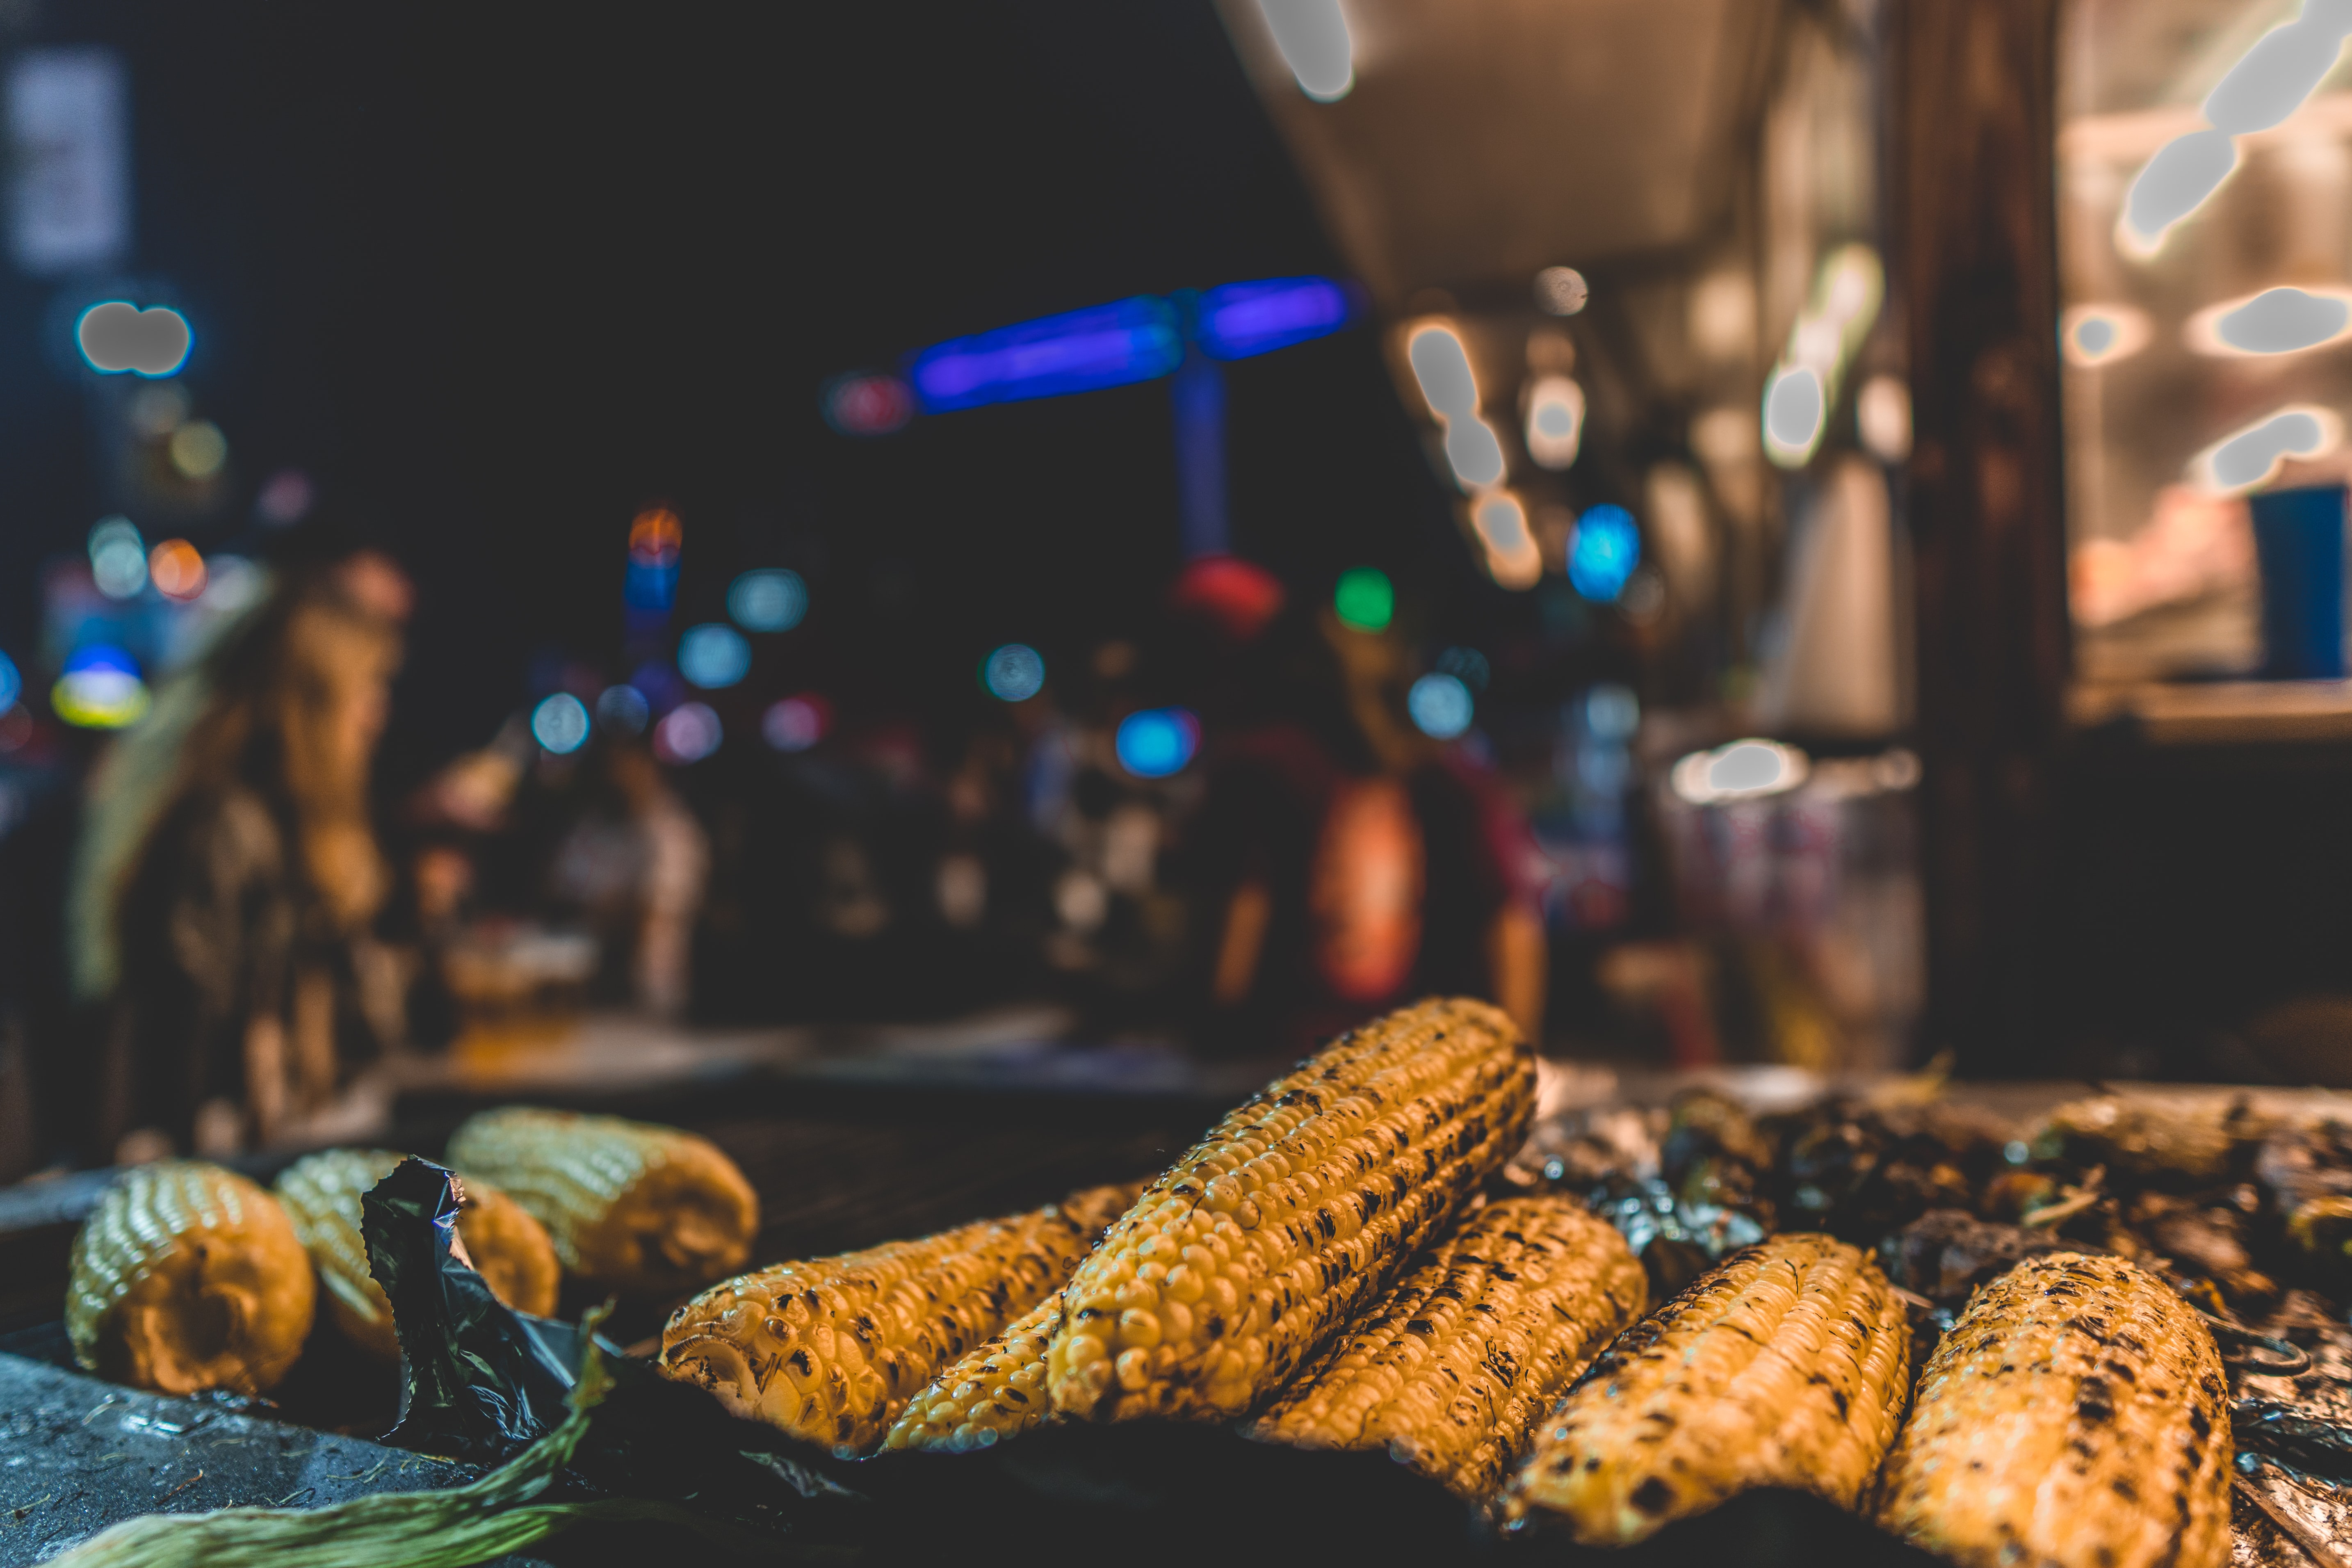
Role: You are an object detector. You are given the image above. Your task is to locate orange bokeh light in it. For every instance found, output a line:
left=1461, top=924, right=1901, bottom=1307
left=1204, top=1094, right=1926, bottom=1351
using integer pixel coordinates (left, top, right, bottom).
left=149, top=539, right=207, bottom=600
left=627, top=507, right=683, bottom=565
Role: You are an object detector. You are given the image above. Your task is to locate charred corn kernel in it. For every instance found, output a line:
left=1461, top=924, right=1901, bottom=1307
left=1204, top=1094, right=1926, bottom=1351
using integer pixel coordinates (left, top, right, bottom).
left=1502, top=1232, right=1912, bottom=1543
left=662, top=1182, right=1138, bottom=1456
left=276, top=1150, right=562, bottom=1358
left=447, top=1108, right=759, bottom=1293
left=884, top=1293, right=1065, bottom=1453
left=1248, top=1195, right=1647, bottom=1499
left=1047, top=996, right=1537, bottom=1423
left=1875, top=1252, right=2231, bottom=1568
left=66, top=1161, right=316, bottom=1397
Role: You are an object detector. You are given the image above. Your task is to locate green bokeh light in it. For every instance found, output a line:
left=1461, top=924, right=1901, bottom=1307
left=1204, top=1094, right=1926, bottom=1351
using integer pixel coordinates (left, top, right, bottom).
left=1334, top=567, right=1394, bottom=632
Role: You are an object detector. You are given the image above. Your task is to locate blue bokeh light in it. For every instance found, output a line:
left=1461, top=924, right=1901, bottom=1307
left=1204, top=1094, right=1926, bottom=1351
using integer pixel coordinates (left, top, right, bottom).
left=1568, top=505, right=1642, bottom=603
left=532, top=693, right=591, bottom=754
left=729, top=569, right=808, bottom=632
left=1116, top=707, right=1200, bottom=778
left=0, top=651, right=16, bottom=711
left=678, top=623, right=752, bottom=689
left=596, top=684, right=650, bottom=735
left=1408, top=673, right=1474, bottom=739
left=983, top=644, right=1046, bottom=702
left=910, top=297, right=1185, bottom=413
left=1196, top=277, right=1352, bottom=361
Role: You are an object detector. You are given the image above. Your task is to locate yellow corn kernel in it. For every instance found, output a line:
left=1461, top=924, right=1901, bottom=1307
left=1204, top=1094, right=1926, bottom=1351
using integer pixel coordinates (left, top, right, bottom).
left=1876, top=1252, right=2231, bottom=1568
left=1047, top=997, right=1537, bottom=1422
left=1248, top=1194, right=1647, bottom=1498
left=662, top=1182, right=1137, bottom=1456
left=1502, top=1232, right=1912, bottom=1542
left=67, top=1161, right=316, bottom=1396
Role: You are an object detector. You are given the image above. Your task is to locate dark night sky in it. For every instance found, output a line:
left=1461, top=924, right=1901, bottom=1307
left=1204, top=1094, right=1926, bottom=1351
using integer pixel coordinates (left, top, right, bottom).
left=0, top=1, right=1489, bottom=775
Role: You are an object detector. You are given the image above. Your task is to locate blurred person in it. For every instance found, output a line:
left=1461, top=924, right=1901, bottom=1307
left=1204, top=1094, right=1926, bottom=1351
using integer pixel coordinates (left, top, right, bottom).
left=1183, top=580, right=1546, bottom=1052
left=67, top=525, right=412, bottom=1160
left=408, top=711, right=709, bottom=1020
left=546, top=735, right=707, bottom=1016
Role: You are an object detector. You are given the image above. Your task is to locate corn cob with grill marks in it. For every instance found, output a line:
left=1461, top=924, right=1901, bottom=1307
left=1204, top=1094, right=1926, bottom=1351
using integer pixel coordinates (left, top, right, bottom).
left=66, top=1161, right=316, bottom=1396
left=275, top=1150, right=560, bottom=1359
left=1875, top=1252, right=2231, bottom=1568
left=1247, top=1194, right=1647, bottom=1498
left=662, top=1182, right=1139, bottom=1456
left=884, top=1292, right=1067, bottom=1452
left=446, top=1108, right=758, bottom=1294
left=1501, top=1232, right=1912, bottom=1543
left=1046, top=996, right=1537, bottom=1423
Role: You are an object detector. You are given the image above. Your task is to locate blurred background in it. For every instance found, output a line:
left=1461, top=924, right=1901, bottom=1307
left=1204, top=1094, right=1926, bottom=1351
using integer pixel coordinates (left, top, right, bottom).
left=3, top=0, right=2351, bottom=1177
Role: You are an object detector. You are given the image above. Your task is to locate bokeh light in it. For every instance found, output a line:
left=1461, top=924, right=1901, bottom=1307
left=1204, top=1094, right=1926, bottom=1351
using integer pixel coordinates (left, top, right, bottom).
left=763, top=694, right=831, bottom=752
left=1435, top=646, right=1489, bottom=690
left=2186, top=286, right=2352, bottom=358
left=1856, top=376, right=1912, bottom=463
left=129, top=383, right=188, bottom=438
left=1524, top=375, right=1585, bottom=468
left=531, top=692, right=591, bottom=755
left=678, top=623, right=752, bottom=689
left=1333, top=567, right=1394, bottom=632
left=1255, top=0, right=1353, bottom=102
left=0, top=650, right=19, bottom=712
left=912, top=298, right=1184, bottom=413
left=199, top=554, right=263, bottom=613
left=627, top=507, right=683, bottom=565
left=1408, top=673, right=1473, bottom=739
left=52, top=644, right=149, bottom=728
left=256, top=470, right=313, bottom=525
left=1195, top=276, right=1353, bottom=361
left=1671, top=738, right=1809, bottom=805
left=168, top=420, right=228, bottom=479
left=88, top=516, right=146, bottom=599
left=1762, top=365, right=1825, bottom=464
left=1116, top=707, right=1200, bottom=778
left=728, top=568, right=808, bottom=632
left=2061, top=304, right=2151, bottom=367
left=1471, top=493, right=1542, bottom=589
left=1585, top=683, right=1640, bottom=741
left=595, top=684, right=650, bottom=735
left=1405, top=323, right=1478, bottom=418
left=148, top=539, right=205, bottom=600
left=1533, top=266, right=1590, bottom=316
left=653, top=701, right=721, bottom=764
left=1568, top=505, right=1642, bottom=603
left=76, top=301, right=192, bottom=377
left=822, top=372, right=917, bottom=435
left=2192, top=404, right=2344, bottom=495
left=983, top=644, right=1046, bottom=702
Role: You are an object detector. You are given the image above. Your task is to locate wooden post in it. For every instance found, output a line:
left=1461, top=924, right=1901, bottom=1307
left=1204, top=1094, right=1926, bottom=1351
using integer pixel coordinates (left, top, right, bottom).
left=1891, top=0, right=2071, bottom=1071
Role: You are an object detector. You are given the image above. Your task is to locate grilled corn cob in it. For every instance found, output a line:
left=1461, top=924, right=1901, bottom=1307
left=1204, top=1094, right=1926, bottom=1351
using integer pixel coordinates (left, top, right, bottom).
left=1248, top=1195, right=1647, bottom=1498
left=276, top=1150, right=561, bottom=1358
left=66, top=1161, right=316, bottom=1396
left=1874, top=1252, right=2231, bottom=1568
left=1501, top=1232, right=1912, bottom=1543
left=1047, top=996, right=1537, bottom=1423
left=456, top=1175, right=562, bottom=1318
left=883, top=1292, right=1066, bottom=1453
left=447, top=1108, right=759, bottom=1293
left=662, top=1181, right=1138, bottom=1456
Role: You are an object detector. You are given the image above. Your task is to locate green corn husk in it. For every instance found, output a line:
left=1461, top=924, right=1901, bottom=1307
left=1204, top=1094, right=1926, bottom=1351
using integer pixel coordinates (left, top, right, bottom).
left=48, top=1312, right=748, bottom=1568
